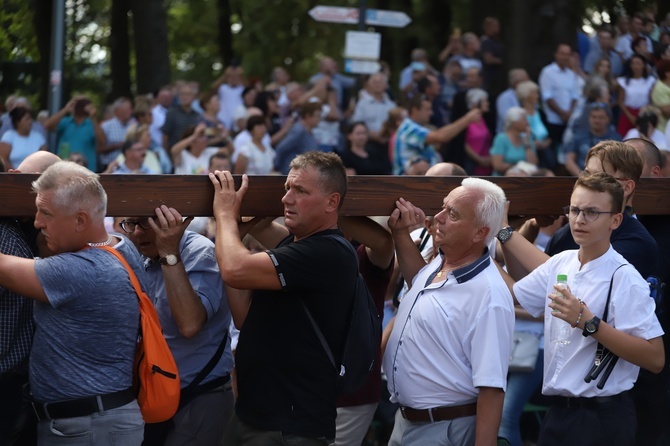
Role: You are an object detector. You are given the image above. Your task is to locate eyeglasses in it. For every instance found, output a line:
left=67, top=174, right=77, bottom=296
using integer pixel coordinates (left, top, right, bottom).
left=563, top=206, right=616, bottom=222
left=120, top=218, right=152, bottom=233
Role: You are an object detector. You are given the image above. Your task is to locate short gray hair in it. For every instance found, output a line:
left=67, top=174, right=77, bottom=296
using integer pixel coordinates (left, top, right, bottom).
left=466, top=88, right=488, bottom=110
left=461, top=177, right=507, bottom=245
left=32, top=161, right=107, bottom=222
left=503, top=107, right=527, bottom=131
left=515, top=81, right=539, bottom=103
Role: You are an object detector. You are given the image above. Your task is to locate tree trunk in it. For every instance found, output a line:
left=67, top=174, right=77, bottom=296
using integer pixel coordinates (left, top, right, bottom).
left=32, top=0, right=53, bottom=109
left=109, top=0, right=132, bottom=101
left=217, top=0, right=234, bottom=65
left=131, top=0, right=170, bottom=95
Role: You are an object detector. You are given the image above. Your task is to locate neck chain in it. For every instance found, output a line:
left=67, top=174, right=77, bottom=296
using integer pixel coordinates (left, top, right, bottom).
left=87, top=234, right=113, bottom=247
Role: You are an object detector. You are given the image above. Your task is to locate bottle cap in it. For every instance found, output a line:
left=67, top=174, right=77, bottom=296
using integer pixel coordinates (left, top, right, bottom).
left=557, top=274, right=568, bottom=282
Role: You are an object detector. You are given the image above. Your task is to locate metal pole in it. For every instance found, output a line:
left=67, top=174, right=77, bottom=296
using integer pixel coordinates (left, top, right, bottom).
left=358, top=0, right=367, bottom=30
left=47, top=0, right=66, bottom=153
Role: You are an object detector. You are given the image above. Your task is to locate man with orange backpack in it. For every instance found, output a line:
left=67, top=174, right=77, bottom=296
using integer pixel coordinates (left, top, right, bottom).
left=0, top=161, right=146, bottom=445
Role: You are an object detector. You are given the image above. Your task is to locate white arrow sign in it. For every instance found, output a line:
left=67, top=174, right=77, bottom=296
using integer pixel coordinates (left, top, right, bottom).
left=308, top=6, right=411, bottom=28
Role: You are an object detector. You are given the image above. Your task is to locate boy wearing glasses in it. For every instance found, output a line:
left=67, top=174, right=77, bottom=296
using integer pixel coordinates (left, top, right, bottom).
left=498, top=172, right=664, bottom=446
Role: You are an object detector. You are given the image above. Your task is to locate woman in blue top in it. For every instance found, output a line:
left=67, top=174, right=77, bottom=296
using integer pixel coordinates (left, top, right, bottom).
left=490, top=107, right=539, bottom=175
left=516, top=81, right=551, bottom=151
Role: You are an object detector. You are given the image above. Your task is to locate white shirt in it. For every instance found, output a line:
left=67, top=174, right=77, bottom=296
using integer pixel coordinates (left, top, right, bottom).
left=232, top=130, right=271, bottom=163
left=384, top=251, right=515, bottom=408
left=216, top=84, right=244, bottom=130
left=616, top=76, right=656, bottom=109
left=514, top=247, right=663, bottom=398
left=0, top=129, right=45, bottom=168
left=235, top=140, right=276, bottom=175
left=539, top=62, right=580, bottom=125
left=150, top=105, right=168, bottom=147
left=623, top=128, right=667, bottom=150
left=351, top=90, right=397, bottom=133
left=173, top=147, right=220, bottom=175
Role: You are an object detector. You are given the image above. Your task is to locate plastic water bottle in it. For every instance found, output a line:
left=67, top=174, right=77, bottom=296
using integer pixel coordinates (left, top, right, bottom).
left=550, top=274, right=572, bottom=345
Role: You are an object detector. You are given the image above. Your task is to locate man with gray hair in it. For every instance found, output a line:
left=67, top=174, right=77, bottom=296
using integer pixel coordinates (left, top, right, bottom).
left=100, top=97, right=135, bottom=171
left=0, top=161, right=146, bottom=445
left=496, top=69, right=529, bottom=133
left=351, top=73, right=396, bottom=141
left=384, top=178, right=514, bottom=445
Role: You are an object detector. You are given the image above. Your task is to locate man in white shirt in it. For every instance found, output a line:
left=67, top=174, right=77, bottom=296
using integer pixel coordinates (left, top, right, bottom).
left=351, top=73, right=396, bottom=142
left=497, top=171, right=664, bottom=446
left=539, top=44, right=580, bottom=169
left=150, top=87, right=173, bottom=148
left=385, top=178, right=514, bottom=446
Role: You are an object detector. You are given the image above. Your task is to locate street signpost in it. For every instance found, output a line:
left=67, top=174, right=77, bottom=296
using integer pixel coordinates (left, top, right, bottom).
left=308, top=6, right=411, bottom=28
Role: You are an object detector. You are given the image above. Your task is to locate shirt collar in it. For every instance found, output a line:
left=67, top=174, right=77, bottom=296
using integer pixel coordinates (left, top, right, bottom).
left=432, top=247, right=491, bottom=284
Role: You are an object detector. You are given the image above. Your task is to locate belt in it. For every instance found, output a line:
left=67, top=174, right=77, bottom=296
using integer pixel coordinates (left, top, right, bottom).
left=32, top=387, right=135, bottom=421
left=552, top=391, right=629, bottom=409
left=400, top=402, right=477, bottom=422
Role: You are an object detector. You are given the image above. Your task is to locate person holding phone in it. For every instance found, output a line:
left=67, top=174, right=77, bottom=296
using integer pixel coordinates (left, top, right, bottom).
left=44, top=96, right=106, bottom=172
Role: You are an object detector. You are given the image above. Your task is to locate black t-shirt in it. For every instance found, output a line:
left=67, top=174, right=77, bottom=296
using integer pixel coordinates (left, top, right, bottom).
left=545, top=210, right=659, bottom=279
left=341, top=142, right=392, bottom=175
left=235, top=229, right=357, bottom=439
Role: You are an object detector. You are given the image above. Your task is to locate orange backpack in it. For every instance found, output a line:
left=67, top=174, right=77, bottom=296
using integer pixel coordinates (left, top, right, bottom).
left=97, top=245, right=181, bottom=423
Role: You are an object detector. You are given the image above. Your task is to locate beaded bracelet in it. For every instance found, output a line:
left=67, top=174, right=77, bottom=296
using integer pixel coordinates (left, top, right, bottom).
left=572, top=300, right=585, bottom=328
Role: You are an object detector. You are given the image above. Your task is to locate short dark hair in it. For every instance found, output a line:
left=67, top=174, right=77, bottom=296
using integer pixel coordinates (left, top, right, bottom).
left=406, top=95, right=428, bottom=113
left=9, top=107, right=31, bottom=129
left=626, top=138, right=662, bottom=169
left=246, top=114, right=266, bottom=132
left=574, top=171, right=624, bottom=214
left=289, top=151, right=347, bottom=209
left=299, top=101, right=321, bottom=119
left=208, top=151, right=230, bottom=169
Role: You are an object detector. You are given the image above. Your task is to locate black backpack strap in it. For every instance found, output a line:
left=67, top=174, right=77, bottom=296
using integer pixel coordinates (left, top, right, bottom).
left=300, top=233, right=358, bottom=375
left=179, top=329, right=229, bottom=407
left=584, top=264, right=627, bottom=389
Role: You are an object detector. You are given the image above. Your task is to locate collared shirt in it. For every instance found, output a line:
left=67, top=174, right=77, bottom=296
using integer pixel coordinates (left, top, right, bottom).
left=615, top=34, right=653, bottom=62
left=0, top=218, right=34, bottom=375
left=142, top=231, right=233, bottom=387
left=496, top=88, right=520, bottom=133
left=539, top=62, right=580, bottom=125
left=514, top=247, right=663, bottom=398
left=351, top=91, right=397, bottom=133
left=100, top=117, right=135, bottom=166
left=384, top=249, right=515, bottom=409
left=393, top=118, right=439, bottom=175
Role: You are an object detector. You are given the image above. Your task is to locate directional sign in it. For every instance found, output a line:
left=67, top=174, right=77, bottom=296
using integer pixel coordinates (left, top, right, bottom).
left=344, top=59, right=382, bottom=75
left=308, top=6, right=412, bottom=28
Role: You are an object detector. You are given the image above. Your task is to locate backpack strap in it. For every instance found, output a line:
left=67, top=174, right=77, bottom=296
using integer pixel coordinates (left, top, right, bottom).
left=95, top=245, right=149, bottom=304
left=300, top=233, right=358, bottom=376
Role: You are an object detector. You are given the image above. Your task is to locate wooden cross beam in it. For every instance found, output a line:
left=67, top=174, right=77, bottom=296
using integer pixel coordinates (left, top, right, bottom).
left=2, top=174, right=670, bottom=217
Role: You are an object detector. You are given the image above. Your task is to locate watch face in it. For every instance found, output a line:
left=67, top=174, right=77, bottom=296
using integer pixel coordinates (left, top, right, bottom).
left=165, top=254, right=178, bottom=265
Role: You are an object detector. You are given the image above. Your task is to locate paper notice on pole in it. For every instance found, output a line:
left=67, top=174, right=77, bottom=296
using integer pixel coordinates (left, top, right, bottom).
left=344, top=31, right=381, bottom=60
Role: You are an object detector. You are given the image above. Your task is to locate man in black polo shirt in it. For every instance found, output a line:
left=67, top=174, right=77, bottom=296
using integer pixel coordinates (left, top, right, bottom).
left=209, top=151, right=357, bottom=445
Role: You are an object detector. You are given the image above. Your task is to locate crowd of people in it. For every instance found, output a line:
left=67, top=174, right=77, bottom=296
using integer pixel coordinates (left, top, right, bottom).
left=1, top=10, right=670, bottom=446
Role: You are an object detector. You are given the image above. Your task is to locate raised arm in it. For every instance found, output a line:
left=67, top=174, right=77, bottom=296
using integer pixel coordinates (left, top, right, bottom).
left=425, top=109, right=481, bottom=145
left=147, top=205, right=205, bottom=339
left=338, top=216, right=394, bottom=270
left=387, top=198, right=428, bottom=287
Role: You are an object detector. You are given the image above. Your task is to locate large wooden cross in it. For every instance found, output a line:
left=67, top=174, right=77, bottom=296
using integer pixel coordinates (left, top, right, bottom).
left=2, top=174, right=670, bottom=217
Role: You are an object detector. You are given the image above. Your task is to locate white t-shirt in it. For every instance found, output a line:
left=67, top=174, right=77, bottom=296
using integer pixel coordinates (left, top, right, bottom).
left=616, top=77, right=656, bottom=109
left=173, top=147, right=220, bottom=175
left=217, top=84, right=244, bottom=130
left=232, top=130, right=271, bottom=162
left=1, top=129, right=46, bottom=168
left=236, top=140, right=276, bottom=175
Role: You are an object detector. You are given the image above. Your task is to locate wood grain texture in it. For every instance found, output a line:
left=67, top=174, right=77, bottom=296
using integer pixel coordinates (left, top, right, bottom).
left=2, top=173, right=670, bottom=217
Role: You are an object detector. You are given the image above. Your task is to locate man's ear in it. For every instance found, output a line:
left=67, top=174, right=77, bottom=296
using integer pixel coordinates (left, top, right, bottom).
left=75, top=211, right=89, bottom=232
left=473, top=226, right=490, bottom=244
left=326, top=193, right=341, bottom=213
